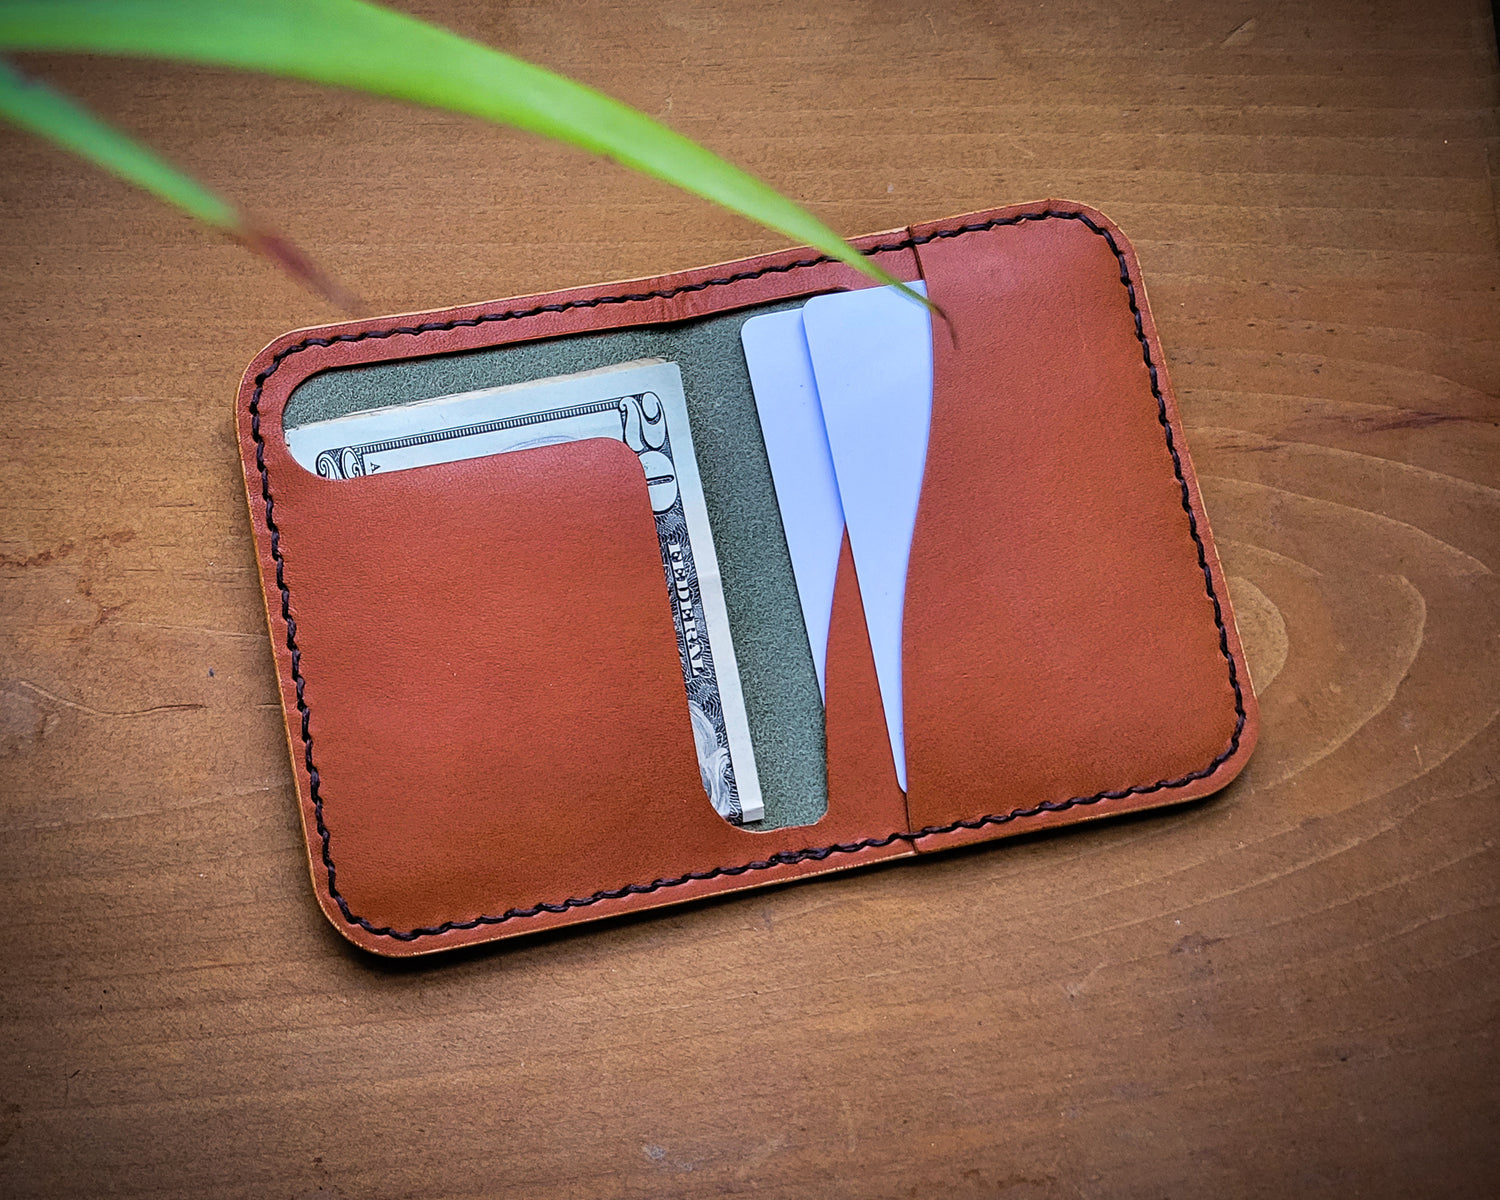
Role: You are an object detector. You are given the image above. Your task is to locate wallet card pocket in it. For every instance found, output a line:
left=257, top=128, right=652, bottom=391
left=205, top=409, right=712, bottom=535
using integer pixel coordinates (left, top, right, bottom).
left=899, top=213, right=1254, bottom=845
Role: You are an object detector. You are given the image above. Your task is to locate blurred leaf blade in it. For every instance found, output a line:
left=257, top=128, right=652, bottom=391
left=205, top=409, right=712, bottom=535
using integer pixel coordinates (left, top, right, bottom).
left=0, top=0, right=926, bottom=305
left=0, top=57, right=362, bottom=310
left=0, top=56, right=238, bottom=229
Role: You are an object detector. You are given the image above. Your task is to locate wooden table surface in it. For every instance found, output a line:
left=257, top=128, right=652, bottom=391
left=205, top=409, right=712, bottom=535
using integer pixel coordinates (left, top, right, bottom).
left=3, top=3, right=1497, bottom=1196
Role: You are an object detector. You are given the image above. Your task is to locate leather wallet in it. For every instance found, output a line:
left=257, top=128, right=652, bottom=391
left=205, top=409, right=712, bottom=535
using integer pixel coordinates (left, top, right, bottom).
left=236, top=199, right=1259, bottom=956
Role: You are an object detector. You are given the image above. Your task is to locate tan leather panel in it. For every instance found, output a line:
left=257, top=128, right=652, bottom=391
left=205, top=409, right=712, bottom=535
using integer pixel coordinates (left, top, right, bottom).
left=274, top=438, right=710, bottom=934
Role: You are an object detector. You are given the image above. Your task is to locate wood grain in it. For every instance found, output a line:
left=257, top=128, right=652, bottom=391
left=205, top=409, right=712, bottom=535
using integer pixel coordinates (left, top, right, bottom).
left=2, top=2, right=1496, bottom=1196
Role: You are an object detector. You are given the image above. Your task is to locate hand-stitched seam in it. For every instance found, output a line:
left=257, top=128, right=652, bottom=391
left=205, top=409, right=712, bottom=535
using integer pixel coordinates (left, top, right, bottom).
left=247, top=207, right=1247, bottom=942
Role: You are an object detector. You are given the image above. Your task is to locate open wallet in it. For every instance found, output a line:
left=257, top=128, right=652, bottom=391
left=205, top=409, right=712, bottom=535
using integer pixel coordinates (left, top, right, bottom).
left=235, top=199, right=1260, bottom=956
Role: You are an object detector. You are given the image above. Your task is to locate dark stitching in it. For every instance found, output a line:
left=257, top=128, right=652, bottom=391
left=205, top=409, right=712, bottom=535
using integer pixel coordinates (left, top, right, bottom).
left=247, top=208, right=1247, bottom=942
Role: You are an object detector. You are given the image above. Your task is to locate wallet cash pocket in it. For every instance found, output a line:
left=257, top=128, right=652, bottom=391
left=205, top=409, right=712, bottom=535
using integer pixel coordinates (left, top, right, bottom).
left=281, top=359, right=769, bottom=827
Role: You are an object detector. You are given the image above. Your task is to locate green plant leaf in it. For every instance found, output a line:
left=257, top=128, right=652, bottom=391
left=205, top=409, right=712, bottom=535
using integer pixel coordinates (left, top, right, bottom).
left=0, top=58, right=360, bottom=308
left=0, top=58, right=237, bottom=229
left=0, top=0, right=927, bottom=307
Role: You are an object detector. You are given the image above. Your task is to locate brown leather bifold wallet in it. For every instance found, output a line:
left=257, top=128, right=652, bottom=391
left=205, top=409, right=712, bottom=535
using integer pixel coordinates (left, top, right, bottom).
left=237, top=200, right=1259, bottom=956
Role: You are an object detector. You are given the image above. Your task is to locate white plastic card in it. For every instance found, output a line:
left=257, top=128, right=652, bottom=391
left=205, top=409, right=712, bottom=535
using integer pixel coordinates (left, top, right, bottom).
left=740, top=309, right=846, bottom=699
left=741, top=283, right=933, bottom=791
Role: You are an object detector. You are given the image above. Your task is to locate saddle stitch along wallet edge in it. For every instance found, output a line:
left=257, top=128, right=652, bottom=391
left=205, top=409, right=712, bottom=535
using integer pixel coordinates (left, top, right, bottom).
left=235, top=197, right=1261, bottom=957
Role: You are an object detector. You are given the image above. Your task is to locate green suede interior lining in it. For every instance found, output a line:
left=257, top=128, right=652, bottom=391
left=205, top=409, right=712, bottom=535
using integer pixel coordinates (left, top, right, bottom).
left=283, top=300, right=829, bottom=831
